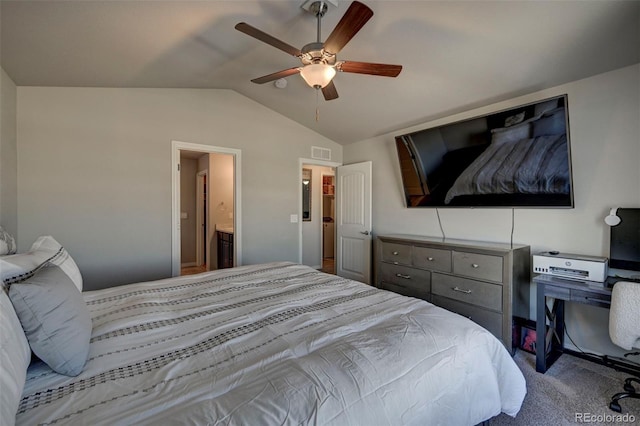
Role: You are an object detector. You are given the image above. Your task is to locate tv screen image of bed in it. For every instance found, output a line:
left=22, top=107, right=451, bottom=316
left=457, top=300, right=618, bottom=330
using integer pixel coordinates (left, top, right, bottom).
left=395, top=94, right=574, bottom=208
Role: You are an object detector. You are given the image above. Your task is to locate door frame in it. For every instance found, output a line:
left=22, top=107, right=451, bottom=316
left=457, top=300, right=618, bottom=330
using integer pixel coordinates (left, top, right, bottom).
left=298, top=158, right=341, bottom=265
left=172, top=141, right=242, bottom=276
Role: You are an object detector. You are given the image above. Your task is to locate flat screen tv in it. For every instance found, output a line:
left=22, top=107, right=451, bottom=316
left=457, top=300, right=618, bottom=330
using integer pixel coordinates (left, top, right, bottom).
left=610, top=208, right=640, bottom=272
left=395, top=94, right=574, bottom=208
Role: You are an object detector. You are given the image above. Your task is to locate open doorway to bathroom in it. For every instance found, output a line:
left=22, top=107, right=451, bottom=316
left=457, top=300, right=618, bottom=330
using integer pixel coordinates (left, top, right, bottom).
left=172, top=141, right=241, bottom=277
left=301, top=162, right=338, bottom=275
left=179, top=150, right=235, bottom=276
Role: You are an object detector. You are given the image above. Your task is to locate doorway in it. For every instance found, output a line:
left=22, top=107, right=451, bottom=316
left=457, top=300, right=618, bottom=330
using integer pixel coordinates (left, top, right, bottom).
left=299, top=158, right=341, bottom=274
left=179, top=152, right=208, bottom=275
left=196, top=171, right=207, bottom=270
left=172, top=141, right=242, bottom=277
left=321, top=172, right=336, bottom=274
left=300, top=159, right=373, bottom=284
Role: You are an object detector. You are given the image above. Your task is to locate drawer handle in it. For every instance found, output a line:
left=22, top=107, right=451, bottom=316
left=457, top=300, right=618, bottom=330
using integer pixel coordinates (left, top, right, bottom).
left=396, top=273, right=411, bottom=279
left=392, top=251, right=399, bottom=255
left=427, top=257, right=434, bottom=261
left=453, top=287, right=472, bottom=294
left=471, top=263, right=479, bottom=268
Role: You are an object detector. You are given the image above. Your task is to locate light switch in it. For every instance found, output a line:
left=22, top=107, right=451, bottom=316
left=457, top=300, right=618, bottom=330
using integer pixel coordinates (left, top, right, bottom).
left=181, top=212, right=188, bottom=219
left=290, top=214, right=298, bottom=223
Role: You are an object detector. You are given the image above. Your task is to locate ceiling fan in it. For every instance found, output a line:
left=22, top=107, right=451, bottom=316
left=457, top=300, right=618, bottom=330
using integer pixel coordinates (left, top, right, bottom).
left=235, top=0, right=402, bottom=101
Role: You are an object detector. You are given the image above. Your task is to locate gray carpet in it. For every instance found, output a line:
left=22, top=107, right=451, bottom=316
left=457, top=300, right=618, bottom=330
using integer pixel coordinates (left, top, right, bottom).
left=490, top=350, right=639, bottom=425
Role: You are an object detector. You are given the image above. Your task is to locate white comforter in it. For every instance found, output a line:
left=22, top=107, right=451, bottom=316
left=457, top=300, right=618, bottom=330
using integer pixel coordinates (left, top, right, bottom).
left=18, top=262, right=525, bottom=425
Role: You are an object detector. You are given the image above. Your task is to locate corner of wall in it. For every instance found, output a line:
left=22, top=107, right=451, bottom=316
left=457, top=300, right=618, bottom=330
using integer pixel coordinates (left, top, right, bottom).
left=0, top=67, right=18, bottom=239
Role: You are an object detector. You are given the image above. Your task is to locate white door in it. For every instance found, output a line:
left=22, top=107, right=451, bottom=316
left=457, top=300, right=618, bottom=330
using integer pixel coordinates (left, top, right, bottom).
left=336, top=161, right=372, bottom=284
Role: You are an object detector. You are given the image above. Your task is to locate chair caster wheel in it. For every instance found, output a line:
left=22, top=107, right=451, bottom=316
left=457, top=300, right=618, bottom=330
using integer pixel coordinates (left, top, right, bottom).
left=609, top=401, right=622, bottom=413
left=623, top=383, right=636, bottom=393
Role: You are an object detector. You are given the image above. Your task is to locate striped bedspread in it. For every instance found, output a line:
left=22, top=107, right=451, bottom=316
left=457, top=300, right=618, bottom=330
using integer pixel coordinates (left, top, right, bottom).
left=445, top=134, right=570, bottom=204
left=18, top=262, right=525, bottom=425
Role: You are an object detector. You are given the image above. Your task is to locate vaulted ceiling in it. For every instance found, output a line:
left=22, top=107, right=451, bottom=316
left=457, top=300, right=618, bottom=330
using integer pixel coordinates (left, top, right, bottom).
left=2, top=1, right=638, bottom=144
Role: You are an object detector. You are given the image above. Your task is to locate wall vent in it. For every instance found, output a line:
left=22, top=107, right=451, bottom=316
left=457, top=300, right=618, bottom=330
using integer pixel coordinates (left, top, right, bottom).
left=311, top=146, right=331, bottom=161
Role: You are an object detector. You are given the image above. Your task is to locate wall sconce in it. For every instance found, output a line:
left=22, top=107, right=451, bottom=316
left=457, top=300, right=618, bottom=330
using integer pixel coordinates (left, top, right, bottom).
left=605, top=207, right=621, bottom=226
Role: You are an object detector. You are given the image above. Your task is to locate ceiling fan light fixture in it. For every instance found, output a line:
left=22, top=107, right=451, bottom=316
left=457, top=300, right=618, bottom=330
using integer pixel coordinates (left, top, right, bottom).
left=299, top=63, right=336, bottom=89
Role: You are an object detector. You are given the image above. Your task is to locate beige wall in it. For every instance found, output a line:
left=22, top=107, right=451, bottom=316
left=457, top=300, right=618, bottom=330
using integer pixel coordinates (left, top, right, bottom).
left=0, top=68, right=18, bottom=237
left=16, top=87, right=342, bottom=290
left=344, top=64, right=640, bottom=356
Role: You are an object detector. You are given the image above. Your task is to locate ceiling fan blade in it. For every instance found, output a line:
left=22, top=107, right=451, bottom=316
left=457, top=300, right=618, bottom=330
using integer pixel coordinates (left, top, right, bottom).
left=322, top=81, right=339, bottom=101
left=323, top=1, right=373, bottom=55
left=251, top=67, right=301, bottom=84
left=337, top=61, right=402, bottom=77
left=235, top=22, right=302, bottom=57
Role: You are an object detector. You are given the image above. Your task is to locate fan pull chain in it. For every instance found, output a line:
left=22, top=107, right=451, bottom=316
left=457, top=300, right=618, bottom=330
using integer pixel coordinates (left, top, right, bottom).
left=315, top=89, right=320, bottom=122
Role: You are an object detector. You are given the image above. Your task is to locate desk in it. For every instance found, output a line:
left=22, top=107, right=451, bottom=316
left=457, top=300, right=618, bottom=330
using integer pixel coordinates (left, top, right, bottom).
left=533, top=274, right=612, bottom=373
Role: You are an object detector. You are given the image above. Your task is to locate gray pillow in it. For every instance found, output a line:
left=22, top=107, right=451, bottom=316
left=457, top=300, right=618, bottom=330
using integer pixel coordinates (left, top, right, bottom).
left=9, top=266, right=91, bottom=376
left=532, top=107, right=566, bottom=137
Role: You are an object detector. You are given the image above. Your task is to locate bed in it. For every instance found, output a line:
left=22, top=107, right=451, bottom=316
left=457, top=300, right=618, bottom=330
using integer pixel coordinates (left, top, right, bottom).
left=2, top=238, right=526, bottom=425
left=444, top=106, right=571, bottom=206
left=444, top=134, right=570, bottom=205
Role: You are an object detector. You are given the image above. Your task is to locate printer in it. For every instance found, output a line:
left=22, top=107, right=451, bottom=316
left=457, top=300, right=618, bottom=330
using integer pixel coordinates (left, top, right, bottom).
left=533, top=251, right=609, bottom=282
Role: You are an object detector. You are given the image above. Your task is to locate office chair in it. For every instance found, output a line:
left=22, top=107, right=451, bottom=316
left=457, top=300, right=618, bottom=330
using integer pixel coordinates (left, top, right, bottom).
left=608, top=281, right=640, bottom=412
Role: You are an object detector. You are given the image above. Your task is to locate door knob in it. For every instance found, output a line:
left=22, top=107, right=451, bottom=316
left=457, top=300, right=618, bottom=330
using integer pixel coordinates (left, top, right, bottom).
left=360, top=230, right=370, bottom=235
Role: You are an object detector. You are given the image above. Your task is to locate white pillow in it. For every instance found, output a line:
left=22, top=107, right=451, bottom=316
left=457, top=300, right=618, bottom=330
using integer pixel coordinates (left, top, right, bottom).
left=491, top=120, right=531, bottom=145
left=491, top=114, right=542, bottom=145
left=0, top=289, right=31, bottom=426
left=0, top=226, right=17, bottom=255
left=0, top=236, right=83, bottom=291
left=504, top=111, right=525, bottom=127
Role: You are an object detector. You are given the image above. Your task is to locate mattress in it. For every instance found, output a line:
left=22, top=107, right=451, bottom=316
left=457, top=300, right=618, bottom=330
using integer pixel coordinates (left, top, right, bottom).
left=18, top=262, right=526, bottom=425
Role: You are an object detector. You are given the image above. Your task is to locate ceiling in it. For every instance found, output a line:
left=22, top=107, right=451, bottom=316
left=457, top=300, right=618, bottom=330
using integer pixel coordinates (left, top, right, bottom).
left=2, top=1, right=639, bottom=145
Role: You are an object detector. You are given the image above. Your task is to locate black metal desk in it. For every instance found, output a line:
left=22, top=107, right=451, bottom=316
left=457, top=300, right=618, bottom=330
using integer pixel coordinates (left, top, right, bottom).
left=533, top=274, right=612, bottom=373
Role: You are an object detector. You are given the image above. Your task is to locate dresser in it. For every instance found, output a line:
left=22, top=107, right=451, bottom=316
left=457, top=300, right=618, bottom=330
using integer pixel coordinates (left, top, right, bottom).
left=375, top=234, right=530, bottom=352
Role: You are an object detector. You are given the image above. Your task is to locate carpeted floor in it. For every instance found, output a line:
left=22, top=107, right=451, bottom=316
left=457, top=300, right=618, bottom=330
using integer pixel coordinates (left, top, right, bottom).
left=490, top=350, right=639, bottom=425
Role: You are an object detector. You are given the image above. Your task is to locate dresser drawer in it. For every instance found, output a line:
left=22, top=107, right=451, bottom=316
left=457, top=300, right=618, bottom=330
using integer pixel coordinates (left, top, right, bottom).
left=432, top=273, right=503, bottom=312
left=380, top=281, right=431, bottom=302
left=453, top=251, right=503, bottom=283
left=571, top=289, right=612, bottom=309
left=412, top=246, right=452, bottom=272
left=379, top=262, right=431, bottom=293
left=381, top=242, right=412, bottom=265
left=432, top=295, right=503, bottom=339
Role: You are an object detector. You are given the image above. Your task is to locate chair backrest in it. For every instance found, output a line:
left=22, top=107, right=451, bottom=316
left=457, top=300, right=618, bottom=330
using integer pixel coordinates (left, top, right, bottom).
left=609, top=281, right=640, bottom=350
